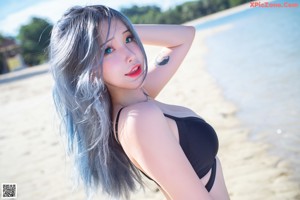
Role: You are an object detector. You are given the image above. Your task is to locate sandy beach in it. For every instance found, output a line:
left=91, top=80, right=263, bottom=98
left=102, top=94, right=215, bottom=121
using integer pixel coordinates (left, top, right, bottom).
left=1, top=5, right=300, bottom=200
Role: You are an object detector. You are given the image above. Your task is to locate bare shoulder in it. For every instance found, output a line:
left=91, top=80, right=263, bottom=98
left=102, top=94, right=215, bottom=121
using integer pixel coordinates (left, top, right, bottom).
left=116, top=101, right=170, bottom=156
left=122, top=101, right=164, bottom=120
left=117, top=101, right=166, bottom=138
left=118, top=101, right=212, bottom=199
left=117, top=100, right=175, bottom=167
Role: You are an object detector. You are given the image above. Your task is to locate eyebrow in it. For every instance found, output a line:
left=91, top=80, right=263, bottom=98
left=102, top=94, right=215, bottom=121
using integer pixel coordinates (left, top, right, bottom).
left=100, top=29, right=130, bottom=48
left=122, top=29, right=130, bottom=34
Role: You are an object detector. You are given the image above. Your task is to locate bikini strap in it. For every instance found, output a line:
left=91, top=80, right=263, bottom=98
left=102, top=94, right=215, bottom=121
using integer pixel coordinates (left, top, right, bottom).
left=114, top=107, right=125, bottom=144
left=205, top=158, right=217, bottom=192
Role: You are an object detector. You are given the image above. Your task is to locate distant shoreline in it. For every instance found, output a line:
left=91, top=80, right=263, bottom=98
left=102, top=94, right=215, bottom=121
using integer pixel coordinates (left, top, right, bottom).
left=0, top=64, right=49, bottom=84
left=185, top=2, right=251, bottom=26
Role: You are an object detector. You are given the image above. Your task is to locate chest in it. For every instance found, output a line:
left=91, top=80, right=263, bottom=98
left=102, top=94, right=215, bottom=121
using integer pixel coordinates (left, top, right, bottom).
left=164, top=114, right=219, bottom=178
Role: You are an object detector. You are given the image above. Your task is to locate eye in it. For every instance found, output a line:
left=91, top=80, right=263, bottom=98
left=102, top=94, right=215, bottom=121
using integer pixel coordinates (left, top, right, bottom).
left=125, top=36, right=134, bottom=43
left=104, top=47, right=113, bottom=55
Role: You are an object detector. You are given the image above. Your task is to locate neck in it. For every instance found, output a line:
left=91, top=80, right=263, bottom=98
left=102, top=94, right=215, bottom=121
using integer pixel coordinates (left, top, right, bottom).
left=107, top=86, right=148, bottom=108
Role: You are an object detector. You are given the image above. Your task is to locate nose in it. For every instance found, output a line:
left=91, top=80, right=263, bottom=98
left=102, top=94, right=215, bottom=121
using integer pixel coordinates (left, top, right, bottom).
left=124, top=46, right=135, bottom=63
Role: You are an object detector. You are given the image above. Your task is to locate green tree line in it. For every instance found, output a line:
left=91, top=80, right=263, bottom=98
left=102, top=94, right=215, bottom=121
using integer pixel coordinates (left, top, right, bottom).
left=0, top=17, right=52, bottom=72
left=0, top=0, right=247, bottom=72
left=121, top=0, right=248, bottom=24
left=17, top=17, right=53, bottom=66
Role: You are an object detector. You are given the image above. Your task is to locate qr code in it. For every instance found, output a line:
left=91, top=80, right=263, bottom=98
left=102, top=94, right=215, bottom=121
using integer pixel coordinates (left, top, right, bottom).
left=1, top=183, right=17, bottom=199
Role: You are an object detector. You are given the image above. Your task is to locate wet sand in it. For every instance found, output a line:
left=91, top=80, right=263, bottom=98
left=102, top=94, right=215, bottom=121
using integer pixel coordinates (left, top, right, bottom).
left=1, top=4, right=299, bottom=200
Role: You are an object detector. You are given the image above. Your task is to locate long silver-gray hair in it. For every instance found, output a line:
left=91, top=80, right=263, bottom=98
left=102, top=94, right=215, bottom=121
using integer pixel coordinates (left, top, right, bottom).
left=49, top=5, right=148, bottom=199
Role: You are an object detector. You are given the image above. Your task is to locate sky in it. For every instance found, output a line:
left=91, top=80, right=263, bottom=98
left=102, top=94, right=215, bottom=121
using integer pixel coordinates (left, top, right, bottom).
left=0, top=0, right=192, bottom=37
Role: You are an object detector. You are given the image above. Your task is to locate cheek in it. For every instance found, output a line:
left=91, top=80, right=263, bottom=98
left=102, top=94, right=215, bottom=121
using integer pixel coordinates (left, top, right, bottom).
left=131, top=43, right=143, bottom=58
left=103, top=54, right=120, bottom=70
left=102, top=61, right=113, bottom=82
left=102, top=58, right=121, bottom=83
left=137, top=49, right=145, bottom=64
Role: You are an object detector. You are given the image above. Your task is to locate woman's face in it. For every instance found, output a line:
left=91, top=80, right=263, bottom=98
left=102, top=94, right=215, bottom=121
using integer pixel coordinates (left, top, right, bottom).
left=100, top=19, right=145, bottom=91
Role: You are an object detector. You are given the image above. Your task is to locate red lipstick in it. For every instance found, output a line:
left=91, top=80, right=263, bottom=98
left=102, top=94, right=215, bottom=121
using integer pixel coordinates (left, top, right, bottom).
left=125, top=64, right=142, bottom=78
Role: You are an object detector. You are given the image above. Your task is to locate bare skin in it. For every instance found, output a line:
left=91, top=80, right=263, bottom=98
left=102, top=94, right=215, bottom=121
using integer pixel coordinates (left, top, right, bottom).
left=101, top=19, right=230, bottom=200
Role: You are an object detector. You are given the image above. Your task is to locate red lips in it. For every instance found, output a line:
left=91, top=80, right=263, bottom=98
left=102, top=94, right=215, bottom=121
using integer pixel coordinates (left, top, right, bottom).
left=125, top=64, right=142, bottom=78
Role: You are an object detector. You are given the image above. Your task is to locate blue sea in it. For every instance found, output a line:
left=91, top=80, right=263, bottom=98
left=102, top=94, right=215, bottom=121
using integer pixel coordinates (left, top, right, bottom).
left=195, top=0, right=300, bottom=179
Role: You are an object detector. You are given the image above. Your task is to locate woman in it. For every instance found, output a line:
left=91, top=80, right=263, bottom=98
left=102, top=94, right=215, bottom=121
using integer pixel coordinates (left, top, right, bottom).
left=50, top=5, right=229, bottom=200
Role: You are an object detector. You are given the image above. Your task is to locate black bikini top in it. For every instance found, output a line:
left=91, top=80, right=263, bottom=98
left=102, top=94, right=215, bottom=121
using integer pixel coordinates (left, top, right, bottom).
left=114, top=107, right=219, bottom=191
left=115, top=108, right=219, bottom=178
left=163, top=113, right=219, bottom=178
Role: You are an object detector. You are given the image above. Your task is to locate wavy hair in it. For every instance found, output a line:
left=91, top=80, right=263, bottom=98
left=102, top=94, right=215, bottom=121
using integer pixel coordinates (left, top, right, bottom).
left=49, top=5, right=148, bottom=199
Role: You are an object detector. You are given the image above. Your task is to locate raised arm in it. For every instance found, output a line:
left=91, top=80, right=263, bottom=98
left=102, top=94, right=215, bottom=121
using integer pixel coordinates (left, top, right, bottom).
left=134, top=24, right=195, bottom=98
left=117, top=103, right=213, bottom=200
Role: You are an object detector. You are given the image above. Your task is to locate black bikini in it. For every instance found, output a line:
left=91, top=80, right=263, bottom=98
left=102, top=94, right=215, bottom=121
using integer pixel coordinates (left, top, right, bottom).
left=114, top=107, right=219, bottom=192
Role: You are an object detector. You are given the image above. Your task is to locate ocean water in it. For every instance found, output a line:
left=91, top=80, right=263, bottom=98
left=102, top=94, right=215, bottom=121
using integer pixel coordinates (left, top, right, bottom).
left=196, top=1, right=300, bottom=178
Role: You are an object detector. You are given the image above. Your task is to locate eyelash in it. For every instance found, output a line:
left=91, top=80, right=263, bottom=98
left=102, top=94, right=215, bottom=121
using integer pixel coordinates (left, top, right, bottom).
left=104, top=35, right=135, bottom=55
